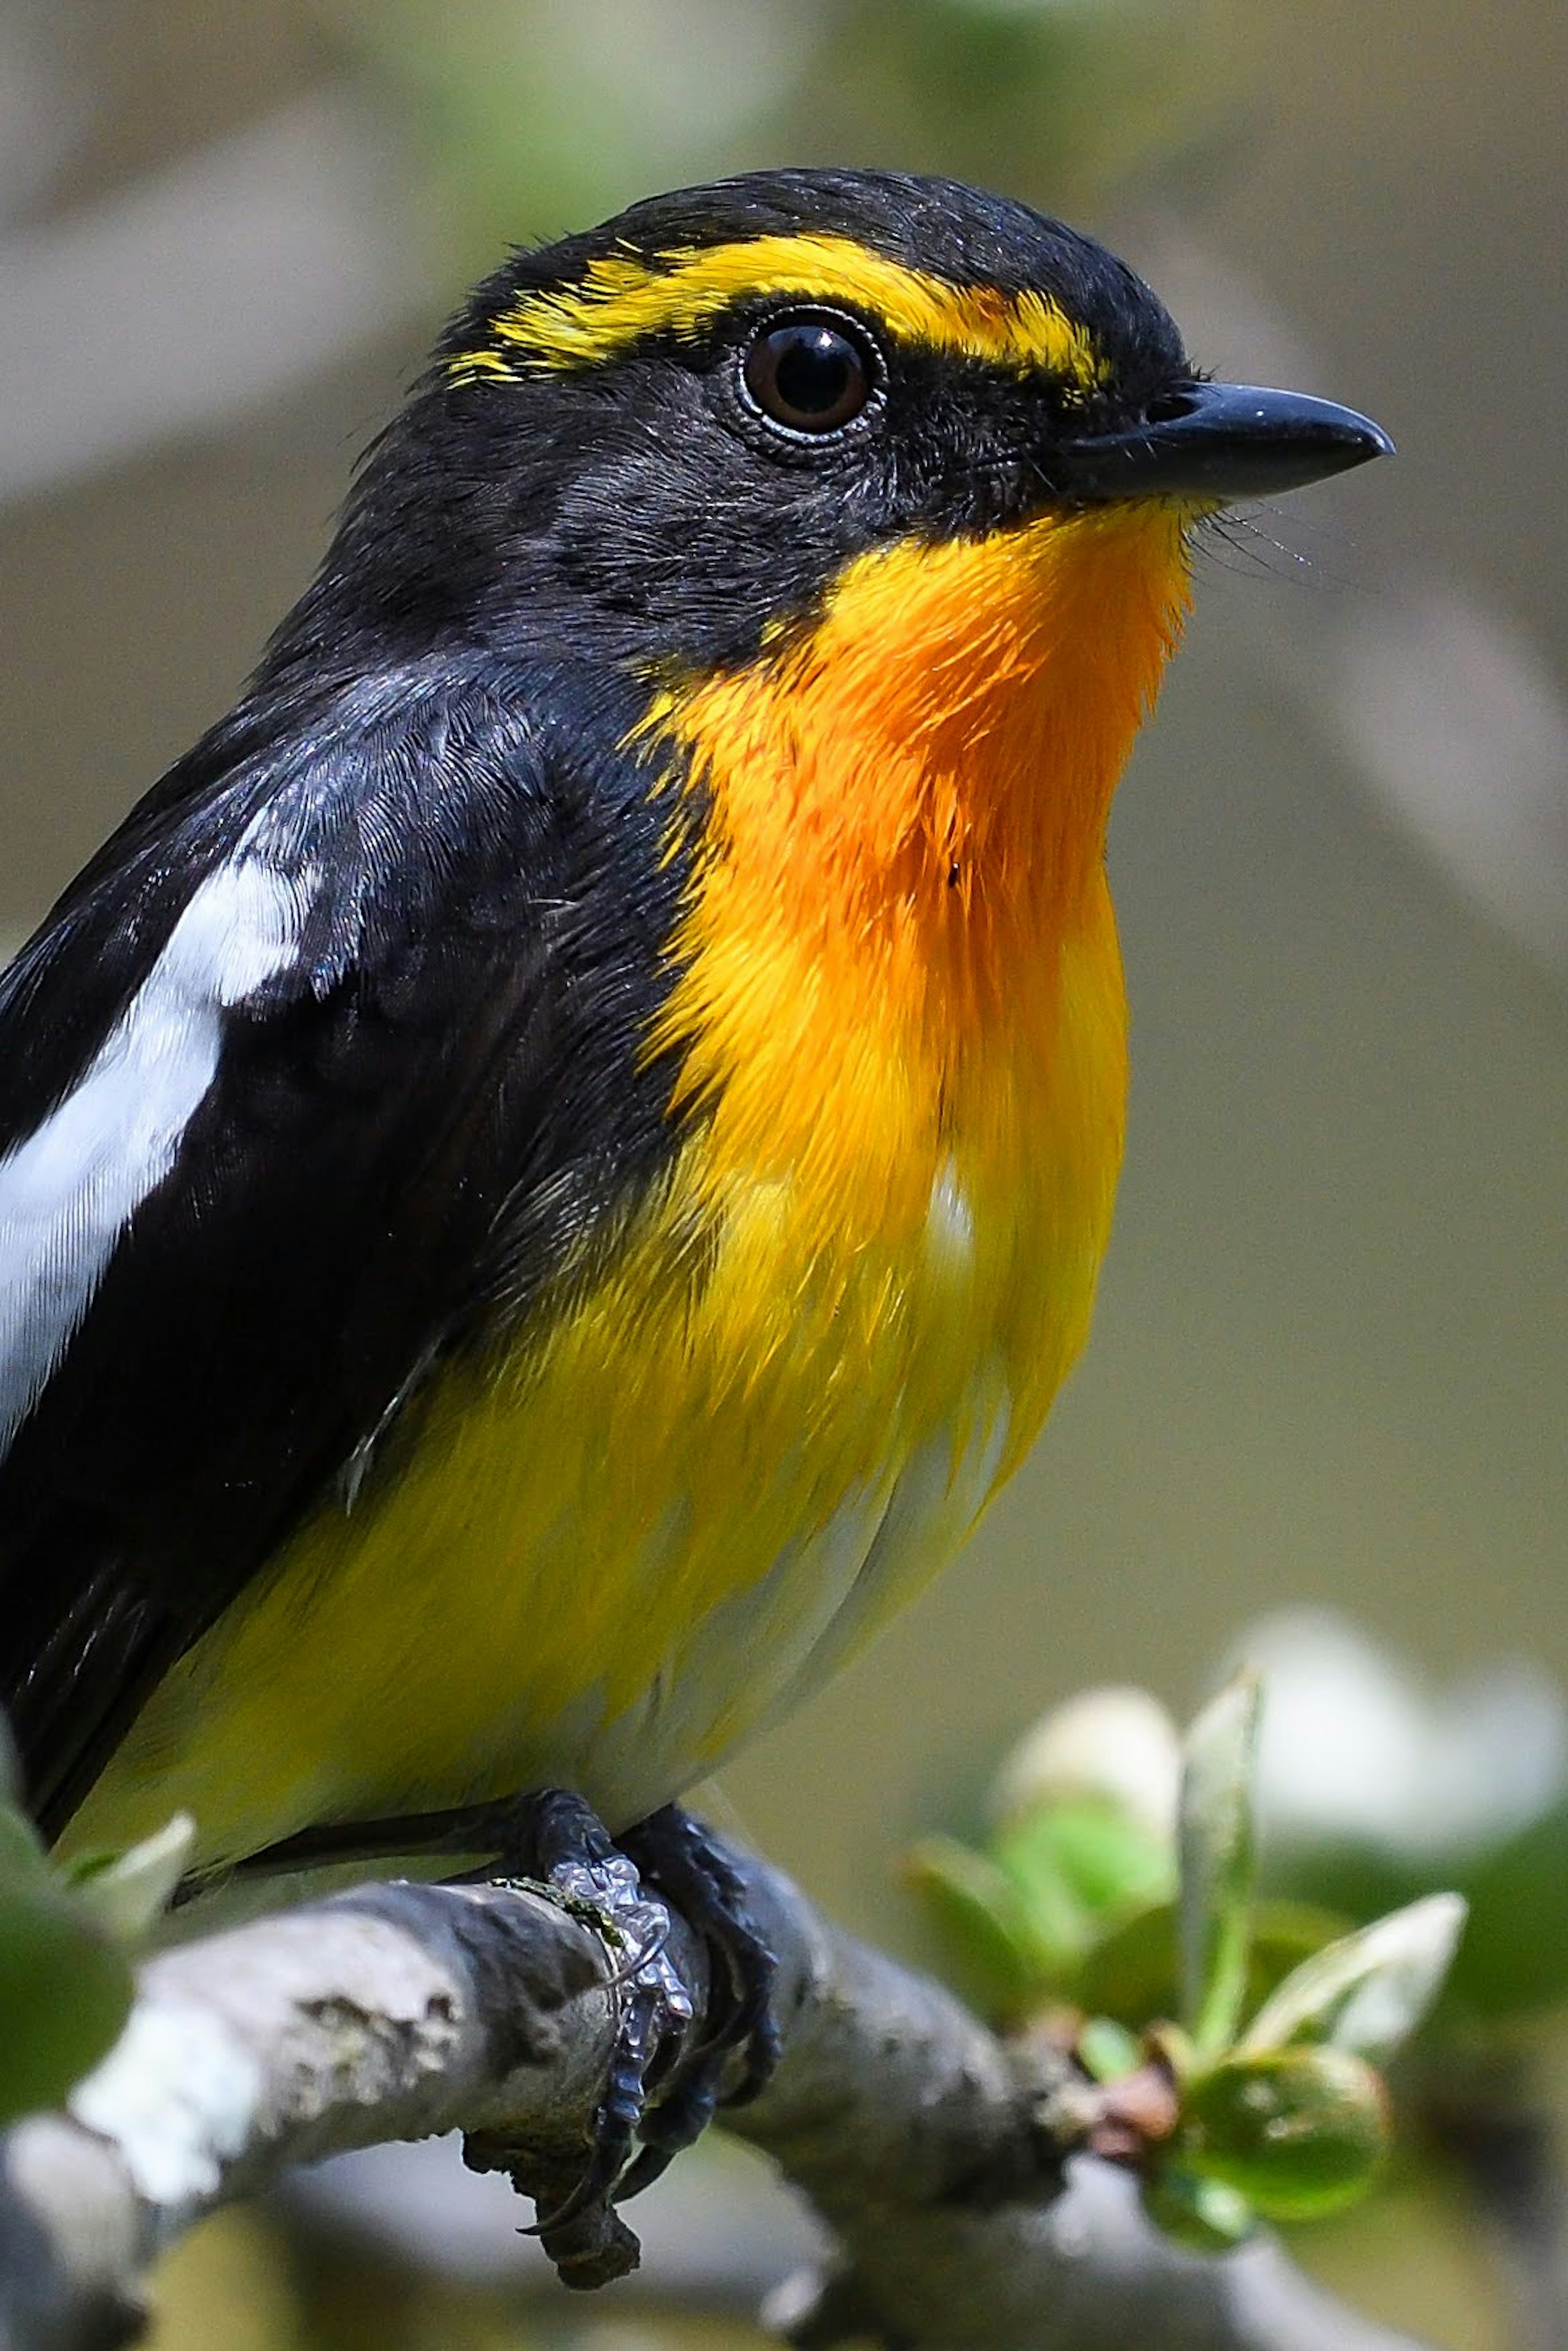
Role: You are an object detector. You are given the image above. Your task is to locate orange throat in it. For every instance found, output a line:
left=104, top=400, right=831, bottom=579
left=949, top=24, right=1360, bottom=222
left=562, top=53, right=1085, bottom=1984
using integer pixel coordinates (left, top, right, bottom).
left=64, top=506, right=1196, bottom=1866
left=635, top=498, right=1193, bottom=1482
left=649, top=499, right=1192, bottom=1166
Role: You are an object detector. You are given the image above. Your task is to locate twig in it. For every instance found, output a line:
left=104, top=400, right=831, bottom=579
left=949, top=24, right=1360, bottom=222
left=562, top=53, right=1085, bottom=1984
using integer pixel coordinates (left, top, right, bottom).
left=0, top=1848, right=1442, bottom=2351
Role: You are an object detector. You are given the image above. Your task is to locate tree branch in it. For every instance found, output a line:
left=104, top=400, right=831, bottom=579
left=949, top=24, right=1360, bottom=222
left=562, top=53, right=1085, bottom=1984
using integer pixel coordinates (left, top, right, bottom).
left=0, top=1848, right=1442, bottom=2351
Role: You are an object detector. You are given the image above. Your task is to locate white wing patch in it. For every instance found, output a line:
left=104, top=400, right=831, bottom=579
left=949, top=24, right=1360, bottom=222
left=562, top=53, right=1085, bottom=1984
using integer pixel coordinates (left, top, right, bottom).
left=0, top=858, right=304, bottom=1457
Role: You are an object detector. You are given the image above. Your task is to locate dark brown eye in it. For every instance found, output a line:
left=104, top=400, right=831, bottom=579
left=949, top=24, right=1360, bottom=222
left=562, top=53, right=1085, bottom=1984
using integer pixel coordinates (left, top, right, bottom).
left=741, top=314, right=875, bottom=436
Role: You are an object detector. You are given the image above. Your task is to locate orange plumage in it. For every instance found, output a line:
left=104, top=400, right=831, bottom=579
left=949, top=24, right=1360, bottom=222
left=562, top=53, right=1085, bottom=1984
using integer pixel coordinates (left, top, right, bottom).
left=43, top=177, right=1387, bottom=1880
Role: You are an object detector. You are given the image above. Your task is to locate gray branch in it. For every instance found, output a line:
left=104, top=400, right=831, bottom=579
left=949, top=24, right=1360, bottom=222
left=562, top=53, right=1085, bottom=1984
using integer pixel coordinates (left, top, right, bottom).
left=0, top=1850, right=1441, bottom=2351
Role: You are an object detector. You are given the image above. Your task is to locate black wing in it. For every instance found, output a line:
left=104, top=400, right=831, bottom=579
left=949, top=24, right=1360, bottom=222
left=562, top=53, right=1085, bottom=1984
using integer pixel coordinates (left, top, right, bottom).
left=0, top=659, right=687, bottom=1837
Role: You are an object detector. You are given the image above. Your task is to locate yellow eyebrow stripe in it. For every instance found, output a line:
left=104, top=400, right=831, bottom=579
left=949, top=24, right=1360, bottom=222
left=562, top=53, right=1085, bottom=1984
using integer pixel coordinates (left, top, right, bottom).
left=448, top=233, right=1108, bottom=394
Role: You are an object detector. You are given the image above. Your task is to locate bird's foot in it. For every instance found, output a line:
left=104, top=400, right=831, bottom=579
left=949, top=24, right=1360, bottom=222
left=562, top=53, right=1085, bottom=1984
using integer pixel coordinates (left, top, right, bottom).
left=245, top=1787, right=777, bottom=2284
left=473, top=1788, right=696, bottom=2275
left=612, top=1802, right=780, bottom=2199
left=465, top=1792, right=780, bottom=2224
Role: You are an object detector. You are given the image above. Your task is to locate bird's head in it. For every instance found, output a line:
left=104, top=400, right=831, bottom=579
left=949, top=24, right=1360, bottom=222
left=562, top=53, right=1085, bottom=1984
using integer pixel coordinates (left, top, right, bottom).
left=270, top=169, right=1391, bottom=1051
left=247, top=172, right=1394, bottom=1302
left=296, top=168, right=1388, bottom=680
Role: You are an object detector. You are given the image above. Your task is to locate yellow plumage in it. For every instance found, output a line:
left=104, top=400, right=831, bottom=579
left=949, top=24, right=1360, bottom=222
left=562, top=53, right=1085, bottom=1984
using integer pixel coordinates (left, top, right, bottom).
left=453, top=232, right=1108, bottom=392
left=70, top=500, right=1192, bottom=1871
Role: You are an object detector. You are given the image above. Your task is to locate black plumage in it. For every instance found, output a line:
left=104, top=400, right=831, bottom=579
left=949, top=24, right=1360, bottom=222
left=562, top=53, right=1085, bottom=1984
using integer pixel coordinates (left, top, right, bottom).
left=0, top=661, right=695, bottom=1834
left=0, top=166, right=1198, bottom=1843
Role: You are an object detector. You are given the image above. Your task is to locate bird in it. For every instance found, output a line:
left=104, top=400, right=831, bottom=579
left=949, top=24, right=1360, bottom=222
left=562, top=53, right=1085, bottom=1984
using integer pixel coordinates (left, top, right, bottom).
left=0, top=168, right=1389, bottom=2207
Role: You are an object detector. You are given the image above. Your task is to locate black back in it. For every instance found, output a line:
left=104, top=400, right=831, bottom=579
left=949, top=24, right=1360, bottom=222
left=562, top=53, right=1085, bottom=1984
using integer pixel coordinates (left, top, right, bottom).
left=0, top=169, right=1194, bottom=1838
left=0, top=659, right=692, bottom=1833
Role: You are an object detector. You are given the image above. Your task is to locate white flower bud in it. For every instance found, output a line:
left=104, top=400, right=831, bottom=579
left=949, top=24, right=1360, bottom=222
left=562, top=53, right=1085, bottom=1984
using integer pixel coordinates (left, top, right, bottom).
left=989, top=1685, right=1180, bottom=1841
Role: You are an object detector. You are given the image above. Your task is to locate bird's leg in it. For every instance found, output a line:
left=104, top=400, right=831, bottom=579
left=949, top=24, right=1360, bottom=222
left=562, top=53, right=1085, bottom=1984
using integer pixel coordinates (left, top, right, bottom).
left=455, top=1788, right=698, bottom=2278
left=610, top=1802, right=780, bottom=2200
left=227, top=1791, right=775, bottom=2269
left=447, top=1798, right=779, bottom=2210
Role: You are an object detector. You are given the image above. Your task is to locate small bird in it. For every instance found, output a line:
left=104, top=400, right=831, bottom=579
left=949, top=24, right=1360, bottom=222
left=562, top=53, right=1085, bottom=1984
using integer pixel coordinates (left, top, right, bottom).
left=0, top=169, right=1387, bottom=2195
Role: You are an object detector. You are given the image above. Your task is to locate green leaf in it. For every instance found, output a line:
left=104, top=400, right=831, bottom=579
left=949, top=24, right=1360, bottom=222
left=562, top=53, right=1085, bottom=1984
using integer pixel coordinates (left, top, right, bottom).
left=67, top=1814, right=196, bottom=1946
left=1178, top=1672, right=1263, bottom=2055
left=1176, top=2045, right=1390, bottom=2220
left=1143, top=2168, right=1255, bottom=2251
left=987, top=1814, right=1095, bottom=1975
left=1241, top=1893, right=1466, bottom=2063
left=1070, top=1898, right=1180, bottom=2022
left=1078, top=2015, right=1144, bottom=2084
left=0, top=1798, right=132, bottom=2127
left=0, top=1800, right=48, bottom=1887
left=1074, top=1895, right=1354, bottom=2033
left=903, top=1835, right=1044, bottom=2015
left=995, top=1798, right=1175, bottom=1940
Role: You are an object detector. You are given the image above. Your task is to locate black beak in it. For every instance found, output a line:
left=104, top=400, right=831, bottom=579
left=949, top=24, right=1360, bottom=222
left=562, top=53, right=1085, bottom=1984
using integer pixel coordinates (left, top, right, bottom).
left=1058, top=380, right=1394, bottom=505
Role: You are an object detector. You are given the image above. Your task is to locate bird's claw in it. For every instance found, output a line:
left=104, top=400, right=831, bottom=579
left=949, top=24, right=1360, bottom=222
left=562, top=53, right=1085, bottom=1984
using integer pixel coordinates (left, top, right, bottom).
left=502, top=1794, right=780, bottom=2266
left=249, top=1783, right=777, bottom=2283
left=520, top=1839, right=696, bottom=2236
left=608, top=1801, right=780, bottom=2201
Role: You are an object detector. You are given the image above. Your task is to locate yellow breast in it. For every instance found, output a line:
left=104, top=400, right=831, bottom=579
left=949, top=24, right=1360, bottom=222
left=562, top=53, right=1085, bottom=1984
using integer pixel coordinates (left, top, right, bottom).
left=69, top=502, right=1191, bottom=1870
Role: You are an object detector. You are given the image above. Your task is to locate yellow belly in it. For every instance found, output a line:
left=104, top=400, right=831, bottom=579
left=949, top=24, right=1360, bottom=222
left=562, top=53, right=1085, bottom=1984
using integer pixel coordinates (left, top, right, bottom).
left=71, top=500, right=1189, bottom=1872
left=68, top=898, right=1125, bottom=1871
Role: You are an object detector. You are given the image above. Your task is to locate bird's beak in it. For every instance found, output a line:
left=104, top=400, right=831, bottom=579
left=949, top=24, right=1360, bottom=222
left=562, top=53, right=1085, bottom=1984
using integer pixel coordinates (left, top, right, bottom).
left=1057, top=380, right=1394, bottom=505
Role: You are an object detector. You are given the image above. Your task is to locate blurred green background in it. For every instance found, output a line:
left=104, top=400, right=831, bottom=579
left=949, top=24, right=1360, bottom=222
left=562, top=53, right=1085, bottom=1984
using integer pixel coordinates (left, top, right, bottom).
left=1, top=0, right=1564, bottom=2343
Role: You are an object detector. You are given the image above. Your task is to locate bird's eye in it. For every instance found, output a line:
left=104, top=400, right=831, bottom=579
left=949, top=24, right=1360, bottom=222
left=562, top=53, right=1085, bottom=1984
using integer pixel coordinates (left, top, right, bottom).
left=741, top=313, right=876, bottom=436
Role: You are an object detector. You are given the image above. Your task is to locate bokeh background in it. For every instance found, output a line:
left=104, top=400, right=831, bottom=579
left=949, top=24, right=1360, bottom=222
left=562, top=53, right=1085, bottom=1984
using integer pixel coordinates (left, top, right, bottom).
left=2, top=1, right=1565, bottom=2344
